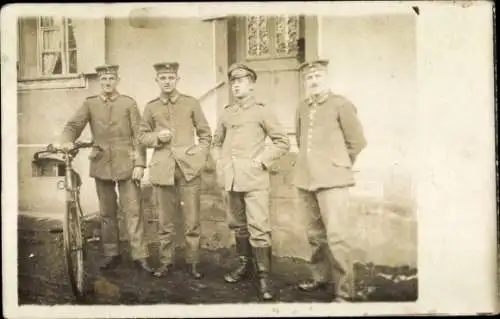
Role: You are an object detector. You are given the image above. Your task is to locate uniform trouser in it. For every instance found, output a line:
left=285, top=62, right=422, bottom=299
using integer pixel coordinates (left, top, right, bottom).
left=298, top=187, right=354, bottom=298
left=154, top=164, right=201, bottom=265
left=227, top=190, right=272, bottom=248
left=94, top=178, right=149, bottom=260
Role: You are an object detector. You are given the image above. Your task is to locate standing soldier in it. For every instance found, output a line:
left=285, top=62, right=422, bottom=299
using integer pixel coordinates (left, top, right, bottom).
left=212, top=63, right=290, bottom=301
left=138, top=62, right=212, bottom=279
left=58, top=64, right=153, bottom=273
left=293, top=59, right=367, bottom=302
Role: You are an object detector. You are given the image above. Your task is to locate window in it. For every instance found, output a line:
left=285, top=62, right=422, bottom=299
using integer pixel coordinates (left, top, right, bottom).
left=18, top=17, right=78, bottom=79
left=17, top=16, right=105, bottom=90
left=32, top=159, right=66, bottom=177
left=245, top=16, right=300, bottom=60
left=38, top=17, right=77, bottom=76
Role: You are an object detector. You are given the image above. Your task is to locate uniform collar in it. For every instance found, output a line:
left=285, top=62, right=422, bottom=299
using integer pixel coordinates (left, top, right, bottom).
left=100, top=92, right=120, bottom=102
left=235, top=95, right=255, bottom=109
left=160, top=90, right=180, bottom=105
left=306, top=90, right=331, bottom=106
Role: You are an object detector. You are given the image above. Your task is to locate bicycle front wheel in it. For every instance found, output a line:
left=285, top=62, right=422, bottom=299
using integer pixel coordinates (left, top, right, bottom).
left=63, top=200, right=85, bottom=300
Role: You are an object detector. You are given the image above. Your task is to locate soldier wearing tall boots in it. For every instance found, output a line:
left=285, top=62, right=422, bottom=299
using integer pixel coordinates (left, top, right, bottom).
left=58, top=64, right=153, bottom=273
left=212, top=63, right=290, bottom=301
left=293, top=59, right=367, bottom=302
left=138, top=62, right=212, bottom=279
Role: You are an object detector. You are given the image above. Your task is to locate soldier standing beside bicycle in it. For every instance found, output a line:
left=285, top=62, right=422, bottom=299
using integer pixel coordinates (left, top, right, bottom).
left=56, top=64, right=153, bottom=273
left=212, top=63, right=290, bottom=301
left=138, top=62, right=212, bottom=279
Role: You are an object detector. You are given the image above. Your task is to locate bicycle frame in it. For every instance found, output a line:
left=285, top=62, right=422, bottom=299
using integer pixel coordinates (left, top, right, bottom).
left=33, top=141, right=99, bottom=300
left=62, top=153, right=74, bottom=199
left=62, top=151, right=82, bottom=218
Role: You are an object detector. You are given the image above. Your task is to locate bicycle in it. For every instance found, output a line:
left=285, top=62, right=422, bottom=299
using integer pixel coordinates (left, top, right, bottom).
left=33, top=141, right=102, bottom=300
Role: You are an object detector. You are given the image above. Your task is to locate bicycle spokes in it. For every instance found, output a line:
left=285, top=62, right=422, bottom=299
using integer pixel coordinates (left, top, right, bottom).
left=64, top=201, right=86, bottom=300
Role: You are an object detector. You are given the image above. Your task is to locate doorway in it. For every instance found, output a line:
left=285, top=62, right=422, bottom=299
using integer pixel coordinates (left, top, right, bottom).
left=226, top=15, right=308, bottom=133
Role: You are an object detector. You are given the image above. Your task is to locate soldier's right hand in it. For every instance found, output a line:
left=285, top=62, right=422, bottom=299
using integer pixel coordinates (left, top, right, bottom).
left=157, top=129, right=172, bottom=143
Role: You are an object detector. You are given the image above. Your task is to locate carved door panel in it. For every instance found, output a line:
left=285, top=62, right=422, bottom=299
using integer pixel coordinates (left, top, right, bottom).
left=228, top=15, right=305, bottom=133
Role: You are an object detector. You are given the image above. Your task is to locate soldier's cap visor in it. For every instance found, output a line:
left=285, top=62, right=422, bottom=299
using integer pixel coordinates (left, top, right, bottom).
left=95, top=64, right=119, bottom=76
left=228, top=64, right=257, bottom=81
left=298, top=59, right=329, bottom=73
left=153, top=62, right=179, bottom=74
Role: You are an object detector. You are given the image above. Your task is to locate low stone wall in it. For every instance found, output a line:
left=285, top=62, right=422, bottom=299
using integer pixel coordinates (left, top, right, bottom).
left=117, top=153, right=417, bottom=268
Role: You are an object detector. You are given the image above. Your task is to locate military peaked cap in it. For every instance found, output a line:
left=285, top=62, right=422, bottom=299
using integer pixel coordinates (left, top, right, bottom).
left=95, top=64, right=119, bottom=77
left=228, top=63, right=257, bottom=81
left=298, top=59, right=329, bottom=73
left=153, top=62, right=180, bottom=74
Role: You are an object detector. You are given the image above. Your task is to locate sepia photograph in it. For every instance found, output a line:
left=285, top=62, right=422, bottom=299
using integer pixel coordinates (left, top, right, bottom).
left=2, top=1, right=496, bottom=318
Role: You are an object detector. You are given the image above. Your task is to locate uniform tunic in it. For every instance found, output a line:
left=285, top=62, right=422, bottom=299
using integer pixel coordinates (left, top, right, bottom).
left=212, top=97, right=290, bottom=192
left=138, top=92, right=212, bottom=185
left=293, top=93, right=367, bottom=191
left=61, top=94, right=146, bottom=181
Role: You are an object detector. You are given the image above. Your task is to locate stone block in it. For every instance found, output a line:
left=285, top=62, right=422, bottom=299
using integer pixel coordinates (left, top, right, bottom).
left=272, top=226, right=310, bottom=260
left=269, top=153, right=299, bottom=199
left=200, top=220, right=234, bottom=250
left=200, top=193, right=227, bottom=222
left=270, top=197, right=306, bottom=230
left=200, top=154, right=220, bottom=197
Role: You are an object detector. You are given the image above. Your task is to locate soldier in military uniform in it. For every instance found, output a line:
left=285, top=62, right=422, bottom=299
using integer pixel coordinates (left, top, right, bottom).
left=138, top=62, right=212, bottom=279
left=293, top=59, right=367, bottom=302
left=58, top=64, right=153, bottom=273
left=212, top=63, right=290, bottom=301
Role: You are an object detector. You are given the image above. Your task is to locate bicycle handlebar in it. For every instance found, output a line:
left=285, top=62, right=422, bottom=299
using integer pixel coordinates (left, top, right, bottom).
left=33, top=141, right=102, bottom=161
left=48, top=141, right=100, bottom=153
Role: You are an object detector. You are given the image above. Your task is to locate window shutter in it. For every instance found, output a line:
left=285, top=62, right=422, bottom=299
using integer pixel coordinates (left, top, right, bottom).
left=72, top=18, right=105, bottom=74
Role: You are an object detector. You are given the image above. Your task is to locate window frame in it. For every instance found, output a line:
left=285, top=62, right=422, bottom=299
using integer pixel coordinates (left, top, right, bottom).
left=17, top=16, right=87, bottom=91
left=31, top=159, right=66, bottom=178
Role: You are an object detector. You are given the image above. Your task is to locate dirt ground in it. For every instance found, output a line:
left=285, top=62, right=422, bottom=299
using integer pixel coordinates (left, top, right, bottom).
left=18, top=215, right=418, bottom=305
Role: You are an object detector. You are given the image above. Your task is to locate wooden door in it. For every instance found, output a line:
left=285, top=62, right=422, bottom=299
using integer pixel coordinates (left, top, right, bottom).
left=228, top=16, right=305, bottom=133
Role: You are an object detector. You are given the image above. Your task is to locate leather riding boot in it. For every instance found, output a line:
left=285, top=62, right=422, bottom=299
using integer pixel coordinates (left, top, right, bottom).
left=253, top=246, right=273, bottom=301
left=224, top=236, right=253, bottom=283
